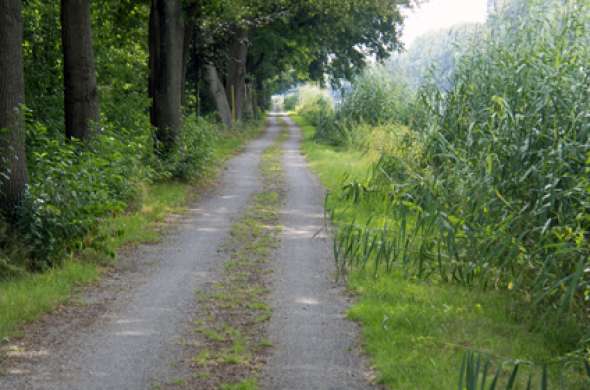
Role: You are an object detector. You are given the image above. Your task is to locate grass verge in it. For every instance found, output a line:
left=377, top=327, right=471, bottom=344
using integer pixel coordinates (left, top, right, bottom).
left=0, top=122, right=264, bottom=342
left=293, top=115, right=587, bottom=389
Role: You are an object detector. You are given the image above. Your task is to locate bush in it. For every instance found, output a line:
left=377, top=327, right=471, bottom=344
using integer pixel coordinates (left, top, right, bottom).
left=283, top=94, right=299, bottom=111
left=0, top=215, right=30, bottom=278
left=308, top=67, right=414, bottom=147
left=165, top=115, right=215, bottom=181
left=295, top=85, right=334, bottom=126
left=19, top=120, right=150, bottom=269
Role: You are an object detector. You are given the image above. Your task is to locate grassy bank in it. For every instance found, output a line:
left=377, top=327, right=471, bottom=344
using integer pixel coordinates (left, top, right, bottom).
left=0, top=124, right=263, bottom=341
left=294, top=115, right=586, bottom=388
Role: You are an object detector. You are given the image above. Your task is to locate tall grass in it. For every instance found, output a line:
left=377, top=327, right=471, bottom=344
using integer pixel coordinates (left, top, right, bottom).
left=338, top=65, right=411, bottom=126
left=328, top=0, right=589, bottom=365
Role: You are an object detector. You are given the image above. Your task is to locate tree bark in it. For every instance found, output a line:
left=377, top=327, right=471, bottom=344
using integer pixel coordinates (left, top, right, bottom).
left=61, top=0, right=99, bottom=140
left=149, top=0, right=184, bottom=157
left=243, top=81, right=255, bottom=119
left=225, top=29, right=248, bottom=123
left=204, top=64, right=232, bottom=128
left=148, top=0, right=160, bottom=126
left=0, top=0, right=28, bottom=219
left=255, top=77, right=268, bottom=111
left=181, top=22, right=193, bottom=107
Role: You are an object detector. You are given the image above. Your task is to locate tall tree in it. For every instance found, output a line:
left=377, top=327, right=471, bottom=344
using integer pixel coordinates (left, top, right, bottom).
left=225, top=28, right=248, bottom=122
left=204, top=64, right=233, bottom=128
left=0, top=0, right=28, bottom=219
left=149, top=0, right=185, bottom=157
left=61, top=0, right=99, bottom=140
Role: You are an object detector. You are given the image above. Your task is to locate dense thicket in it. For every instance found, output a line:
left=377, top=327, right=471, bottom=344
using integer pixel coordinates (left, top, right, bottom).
left=302, top=0, right=589, bottom=364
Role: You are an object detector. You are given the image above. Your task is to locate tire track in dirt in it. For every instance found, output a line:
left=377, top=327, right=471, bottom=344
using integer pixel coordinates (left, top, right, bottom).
left=261, top=116, right=375, bottom=390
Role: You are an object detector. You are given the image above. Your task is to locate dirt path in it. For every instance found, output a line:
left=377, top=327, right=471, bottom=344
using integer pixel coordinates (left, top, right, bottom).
left=262, top=116, right=373, bottom=389
left=0, top=115, right=372, bottom=390
left=0, top=119, right=280, bottom=390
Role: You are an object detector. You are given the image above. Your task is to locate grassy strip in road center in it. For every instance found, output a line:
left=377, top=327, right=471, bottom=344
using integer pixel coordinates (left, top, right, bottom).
left=160, top=122, right=290, bottom=390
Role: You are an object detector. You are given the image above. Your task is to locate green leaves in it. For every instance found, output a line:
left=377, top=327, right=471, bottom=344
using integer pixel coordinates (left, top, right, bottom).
left=324, top=0, right=589, bottom=372
left=19, top=120, right=148, bottom=270
left=457, top=350, right=590, bottom=390
left=165, top=115, right=216, bottom=181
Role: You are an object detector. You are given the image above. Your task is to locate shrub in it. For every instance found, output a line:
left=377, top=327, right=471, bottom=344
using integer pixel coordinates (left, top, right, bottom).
left=0, top=215, right=30, bottom=278
left=309, top=67, right=414, bottom=147
left=19, top=120, right=150, bottom=269
left=283, top=94, right=299, bottom=111
left=165, top=115, right=215, bottom=181
left=295, top=85, right=334, bottom=126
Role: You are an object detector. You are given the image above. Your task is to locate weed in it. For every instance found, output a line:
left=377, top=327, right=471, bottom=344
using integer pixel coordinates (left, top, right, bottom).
left=220, top=377, right=258, bottom=390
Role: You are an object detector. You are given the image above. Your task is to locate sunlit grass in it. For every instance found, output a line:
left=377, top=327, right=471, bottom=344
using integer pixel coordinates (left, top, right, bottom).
left=347, top=272, right=581, bottom=388
left=297, top=118, right=373, bottom=189
left=0, top=261, right=99, bottom=338
left=220, top=377, right=258, bottom=390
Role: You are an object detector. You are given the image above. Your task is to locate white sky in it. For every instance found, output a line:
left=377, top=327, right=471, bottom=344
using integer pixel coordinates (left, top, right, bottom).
left=401, top=0, right=488, bottom=47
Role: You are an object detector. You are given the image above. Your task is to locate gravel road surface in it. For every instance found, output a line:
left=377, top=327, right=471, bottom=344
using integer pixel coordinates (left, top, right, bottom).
left=0, top=115, right=372, bottom=390
left=262, top=116, right=372, bottom=390
left=0, top=118, right=280, bottom=390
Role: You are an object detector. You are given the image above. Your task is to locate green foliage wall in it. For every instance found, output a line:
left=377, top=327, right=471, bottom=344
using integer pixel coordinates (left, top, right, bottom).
left=322, top=0, right=590, bottom=360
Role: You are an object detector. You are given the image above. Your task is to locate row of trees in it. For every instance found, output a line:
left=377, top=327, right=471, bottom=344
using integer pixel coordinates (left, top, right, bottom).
left=1, top=0, right=100, bottom=221
left=0, top=0, right=409, bottom=227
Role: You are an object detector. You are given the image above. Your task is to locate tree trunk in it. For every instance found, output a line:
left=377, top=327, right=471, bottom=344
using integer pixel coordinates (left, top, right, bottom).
left=0, top=0, right=28, bottom=219
left=225, top=29, right=248, bottom=123
left=255, top=77, right=268, bottom=112
left=204, top=64, right=232, bottom=128
left=61, top=0, right=99, bottom=140
left=243, top=82, right=255, bottom=119
left=148, top=0, right=160, bottom=126
left=149, top=0, right=184, bottom=157
left=181, top=22, right=193, bottom=107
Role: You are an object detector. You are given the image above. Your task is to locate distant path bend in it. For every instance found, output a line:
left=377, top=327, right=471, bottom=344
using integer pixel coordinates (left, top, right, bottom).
left=262, top=115, right=373, bottom=390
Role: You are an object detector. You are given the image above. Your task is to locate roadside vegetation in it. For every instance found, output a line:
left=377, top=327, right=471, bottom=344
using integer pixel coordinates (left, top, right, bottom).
left=0, top=123, right=262, bottom=341
left=292, top=0, right=589, bottom=387
left=295, top=116, right=587, bottom=388
left=0, top=0, right=410, bottom=341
